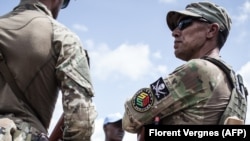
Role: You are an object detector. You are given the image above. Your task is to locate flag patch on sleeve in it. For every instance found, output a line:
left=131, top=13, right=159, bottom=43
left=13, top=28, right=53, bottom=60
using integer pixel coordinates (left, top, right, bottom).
left=131, top=88, right=154, bottom=113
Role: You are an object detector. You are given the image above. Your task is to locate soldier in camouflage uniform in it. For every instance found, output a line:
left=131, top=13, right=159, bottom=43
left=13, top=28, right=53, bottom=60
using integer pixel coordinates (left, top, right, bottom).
left=0, top=0, right=97, bottom=140
left=122, top=1, right=247, bottom=134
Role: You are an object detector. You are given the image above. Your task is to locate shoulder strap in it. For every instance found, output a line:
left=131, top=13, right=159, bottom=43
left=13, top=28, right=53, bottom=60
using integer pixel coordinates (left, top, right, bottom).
left=203, top=57, right=235, bottom=87
left=203, top=56, right=248, bottom=124
left=203, top=56, right=248, bottom=99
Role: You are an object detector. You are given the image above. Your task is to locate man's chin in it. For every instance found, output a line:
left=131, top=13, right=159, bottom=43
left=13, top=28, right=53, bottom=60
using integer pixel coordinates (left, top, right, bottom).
left=174, top=53, right=188, bottom=61
left=114, top=136, right=124, bottom=141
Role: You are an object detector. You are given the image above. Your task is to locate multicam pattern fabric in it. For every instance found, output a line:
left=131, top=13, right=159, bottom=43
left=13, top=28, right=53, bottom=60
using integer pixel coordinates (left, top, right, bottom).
left=123, top=58, right=231, bottom=133
left=52, top=16, right=97, bottom=141
left=0, top=118, right=16, bottom=141
left=0, top=116, right=49, bottom=141
left=167, top=1, right=232, bottom=32
left=0, top=0, right=97, bottom=140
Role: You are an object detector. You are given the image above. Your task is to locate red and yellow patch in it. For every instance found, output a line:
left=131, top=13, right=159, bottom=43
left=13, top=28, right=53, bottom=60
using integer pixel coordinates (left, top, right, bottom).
left=131, top=88, right=154, bottom=113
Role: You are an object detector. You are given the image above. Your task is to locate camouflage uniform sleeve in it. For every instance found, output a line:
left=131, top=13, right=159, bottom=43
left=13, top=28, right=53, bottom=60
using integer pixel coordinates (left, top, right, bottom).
left=123, top=59, right=216, bottom=133
left=52, top=21, right=97, bottom=141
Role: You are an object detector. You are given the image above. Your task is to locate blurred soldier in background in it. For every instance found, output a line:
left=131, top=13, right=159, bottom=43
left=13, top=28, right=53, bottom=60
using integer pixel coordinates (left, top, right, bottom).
left=104, top=113, right=125, bottom=141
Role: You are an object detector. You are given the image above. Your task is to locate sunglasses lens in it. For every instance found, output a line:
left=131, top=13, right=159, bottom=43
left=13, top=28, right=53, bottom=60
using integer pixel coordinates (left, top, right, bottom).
left=177, top=18, right=193, bottom=30
left=61, top=0, right=70, bottom=9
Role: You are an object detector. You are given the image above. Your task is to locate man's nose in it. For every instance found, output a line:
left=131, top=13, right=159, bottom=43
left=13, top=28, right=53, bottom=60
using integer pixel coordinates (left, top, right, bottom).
left=172, top=28, right=181, bottom=38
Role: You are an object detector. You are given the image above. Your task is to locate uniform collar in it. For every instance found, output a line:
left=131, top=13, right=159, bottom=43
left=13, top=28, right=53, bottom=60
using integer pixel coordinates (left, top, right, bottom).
left=15, top=0, right=53, bottom=18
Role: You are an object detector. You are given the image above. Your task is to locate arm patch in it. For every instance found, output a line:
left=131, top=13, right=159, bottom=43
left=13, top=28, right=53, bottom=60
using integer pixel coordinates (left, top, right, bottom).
left=150, top=77, right=169, bottom=101
left=131, top=88, right=154, bottom=113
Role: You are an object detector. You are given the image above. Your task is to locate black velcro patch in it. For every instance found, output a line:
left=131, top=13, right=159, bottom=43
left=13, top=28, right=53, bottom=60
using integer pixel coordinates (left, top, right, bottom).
left=150, top=77, right=169, bottom=101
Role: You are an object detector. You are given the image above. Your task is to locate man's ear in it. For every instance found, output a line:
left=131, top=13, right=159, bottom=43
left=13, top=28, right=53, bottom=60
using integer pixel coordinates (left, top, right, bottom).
left=207, top=23, right=220, bottom=39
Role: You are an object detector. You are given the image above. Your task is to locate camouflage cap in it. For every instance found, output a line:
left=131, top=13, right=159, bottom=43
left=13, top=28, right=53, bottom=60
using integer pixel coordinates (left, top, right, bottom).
left=166, top=1, right=232, bottom=36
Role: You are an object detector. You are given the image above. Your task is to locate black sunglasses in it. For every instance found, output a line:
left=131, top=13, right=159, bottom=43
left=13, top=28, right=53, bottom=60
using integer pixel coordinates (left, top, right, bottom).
left=61, top=0, right=70, bottom=9
left=175, top=18, right=210, bottom=30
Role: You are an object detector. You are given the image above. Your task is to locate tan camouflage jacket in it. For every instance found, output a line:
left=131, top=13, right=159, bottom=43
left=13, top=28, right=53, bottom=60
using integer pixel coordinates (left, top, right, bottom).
left=123, top=58, right=231, bottom=133
left=0, top=0, right=97, bottom=140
